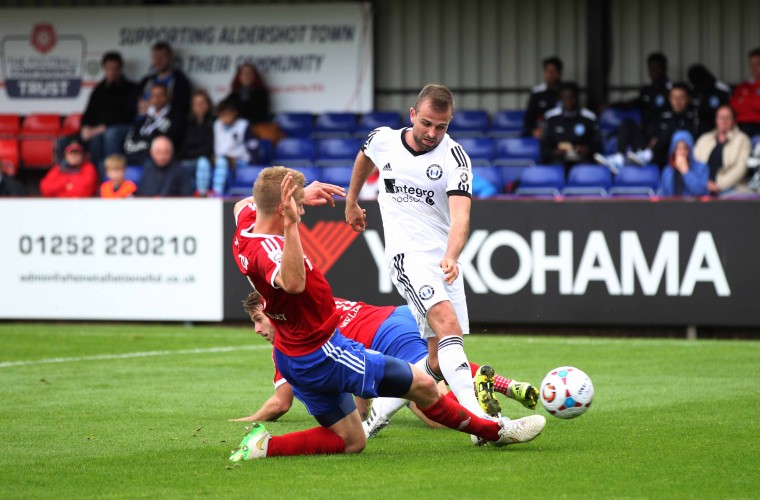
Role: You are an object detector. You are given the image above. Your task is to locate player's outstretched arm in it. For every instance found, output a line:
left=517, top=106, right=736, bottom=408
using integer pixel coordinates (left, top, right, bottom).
left=230, top=383, right=295, bottom=422
left=304, top=181, right=346, bottom=207
left=441, top=195, right=471, bottom=284
left=345, top=151, right=374, bottom=232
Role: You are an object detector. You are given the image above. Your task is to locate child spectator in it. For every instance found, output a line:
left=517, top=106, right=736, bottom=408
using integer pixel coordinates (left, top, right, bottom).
left=39, top=141, right=98, bottom=198
left=99, top=154, right=136, bottom=198
left=178, top=89, right=215, bottom=189
left=196, top=99, right=251, bottom=196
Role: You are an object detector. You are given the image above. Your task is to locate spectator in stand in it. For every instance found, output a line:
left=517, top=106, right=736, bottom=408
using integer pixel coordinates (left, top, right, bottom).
left=225, top=62, right=271, bottom=126
left=658, top=131, right=708, bottom=197
left=730, top=47, right=760, bottom=137
left=78, top=51, right=138, bottom=172
left=620, top=52, right=672, bottom=133
left=177, top=89, right=215, bottom=189
left=522, top=56, right=563, bottom=139
left=597, top=82, right=699, bottom=171
left=540, top=82, right=600, bottom=171
left=137, top=42, right=191, bottom=120
left=196, top=99, right=251, bottom=196
left=688, top=64, right=731, bottom=136
left=0, top=161, right=26, bottom=196
left=694, top=105, right=750, bottom=196
left=123, top=83, right=183, bottom=166
left=99, top=154, right=136, bottom=198
left=138, top=136, right=192, bottom=197
left=39, top=141, right=98, bottom=198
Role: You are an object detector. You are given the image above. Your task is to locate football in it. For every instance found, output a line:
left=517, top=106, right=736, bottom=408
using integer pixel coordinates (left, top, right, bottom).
left=540, top=366, right=594, bottom=419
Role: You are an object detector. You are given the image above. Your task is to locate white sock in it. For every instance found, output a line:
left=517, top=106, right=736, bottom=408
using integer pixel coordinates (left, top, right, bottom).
left=437, top=336, right=484, bottom=417
left=366, top=397, right=407, bottom=428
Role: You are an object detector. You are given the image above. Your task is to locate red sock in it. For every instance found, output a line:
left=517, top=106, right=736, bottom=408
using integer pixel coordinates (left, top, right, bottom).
left=418, top=396, right=500, bottom=441
left=469, top=361, right=513, bottom=396
left=267, top=426, right=345, bottom=457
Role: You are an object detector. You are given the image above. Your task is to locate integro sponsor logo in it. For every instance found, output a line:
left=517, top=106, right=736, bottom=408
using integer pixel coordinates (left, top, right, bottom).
left=362, top=229, right=730, bottom=297
left=384, top=179, right=435, bottom=206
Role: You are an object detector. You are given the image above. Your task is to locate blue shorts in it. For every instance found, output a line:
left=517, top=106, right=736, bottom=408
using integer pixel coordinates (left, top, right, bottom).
left=274, top=330, right=387, bottom=422
left=370, top=306, right=428, bottom=364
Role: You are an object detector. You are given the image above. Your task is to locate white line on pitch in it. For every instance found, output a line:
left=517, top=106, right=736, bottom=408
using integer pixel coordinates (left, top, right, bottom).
left=0, top=345, right=271, bottom=369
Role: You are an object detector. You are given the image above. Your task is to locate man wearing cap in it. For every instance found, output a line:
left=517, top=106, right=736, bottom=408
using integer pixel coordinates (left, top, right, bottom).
left=39, top=141, right=99, bottom=198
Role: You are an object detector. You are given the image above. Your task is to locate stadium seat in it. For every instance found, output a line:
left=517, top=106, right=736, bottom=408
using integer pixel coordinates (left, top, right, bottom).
left=274, top=112, right=313, bottom=138
left=599, top=108, right=641, bottom=136
left=125, top=165, right=144, bottom=185
left=20, top=138, right=56, bottom=169
left=751, top=134, right=760, bottom=155
left=0, top=114, right=21, bottom=138
left=355, top=111, right=402, bottom=137
left=609, top=165, right=660, bottom=197
left=498, top=165, right=528, bottom=193
left=60, top=113, right=83, bottom=137
left=447, top=109, right=489, bottom=138
left=320, top=163, right=354, bottom=188
left=494, top=137, right=541, bottom=163
left=315, top=138, right=361, bottom=167
left=290, top=166, right=322, bottom=184
left=487, top=109, right=525, bottom=138
left=0, top=138, right=20, bottom=171
left=20, top=114, right=61, bottom=137
left=273, top=137, right=316, bottom=168
left=562, top=164, right=612, bottom=196
left=456, top=137, right=494, bottom=167
left=313, top=112, right=356, bottom=138
left=514, top=165, right=565, bottom=196
left=603, top=135, right=618, bottom=155
left=227, top=165, right=265, bottom=196
left=472, top=166, right=502, bottom=191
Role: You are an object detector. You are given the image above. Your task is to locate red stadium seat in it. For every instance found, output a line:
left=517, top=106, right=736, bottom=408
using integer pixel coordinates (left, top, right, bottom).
left=20, top=138, right=56, bottom=169
left=0, top=138, right=20, bottom=171
left=60, top=113, right=82, bottom=137
left=20, top=114, right=61, bottom=137
left=0, top=114, right=21, bottom=138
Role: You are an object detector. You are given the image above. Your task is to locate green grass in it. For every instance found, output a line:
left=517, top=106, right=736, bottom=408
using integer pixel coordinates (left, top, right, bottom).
left=1, top=323, right=759, bottom=499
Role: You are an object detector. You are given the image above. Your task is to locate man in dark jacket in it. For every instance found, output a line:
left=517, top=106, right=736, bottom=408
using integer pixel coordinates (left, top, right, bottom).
left=124, top=83, right=184, bottom=166
left=138, top=136, right=192, bottom=197
left=137, top=42, right=192, bottom=120
left=522, top=56, right=563, bottom=139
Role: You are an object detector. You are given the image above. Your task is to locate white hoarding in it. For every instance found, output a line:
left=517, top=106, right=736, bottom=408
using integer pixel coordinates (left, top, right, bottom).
left=0, top=3, right=373, bottom=113
left=0, top=199, right=224, bottom=321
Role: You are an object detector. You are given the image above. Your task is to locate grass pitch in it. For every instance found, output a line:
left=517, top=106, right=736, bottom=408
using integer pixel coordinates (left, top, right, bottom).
left=1, top=323, right=758, bottom=499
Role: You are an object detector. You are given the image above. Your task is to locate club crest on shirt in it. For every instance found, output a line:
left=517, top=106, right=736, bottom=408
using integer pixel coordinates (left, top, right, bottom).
left=574, top=123, right=586, bottom=136
left=418, top=285, right=435, bottom=300
left=426, top=164, right=442, bottom=180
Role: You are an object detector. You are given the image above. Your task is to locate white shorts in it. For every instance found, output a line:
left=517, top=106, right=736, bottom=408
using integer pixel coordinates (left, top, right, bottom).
left=388, top=250, right=470, bottom=338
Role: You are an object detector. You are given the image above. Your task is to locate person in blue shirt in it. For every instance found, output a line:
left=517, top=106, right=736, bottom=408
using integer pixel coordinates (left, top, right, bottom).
left=658, top=130, right=708, bottom=197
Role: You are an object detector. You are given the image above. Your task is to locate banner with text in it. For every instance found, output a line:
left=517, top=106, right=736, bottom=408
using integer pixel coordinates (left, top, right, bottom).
left=0, top=199, right=223, bottom=321
left=223, top=200, right=760, bottom=327
left=0, top=3, right=373, bottom=113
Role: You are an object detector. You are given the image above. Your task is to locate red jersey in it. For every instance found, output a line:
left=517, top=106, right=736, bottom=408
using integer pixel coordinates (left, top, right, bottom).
left=730, top=80, right=760, bottom=125
left=234, top=203, right=339, bottom=356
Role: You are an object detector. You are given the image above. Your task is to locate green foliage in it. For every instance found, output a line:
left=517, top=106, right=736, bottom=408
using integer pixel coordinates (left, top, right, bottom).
left=1, top=323, right=758, bottom=499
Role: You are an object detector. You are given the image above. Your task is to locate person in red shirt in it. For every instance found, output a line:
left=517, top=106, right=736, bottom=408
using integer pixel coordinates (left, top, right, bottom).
left=233, top=290, right=540, bottom=435
left=730, top=47, right=760, bottom=137
left=99, top=154, right=136, bottom=198
left=228, top=167, right=545, bottom=462
left=39, top=141, right=98, bottom=198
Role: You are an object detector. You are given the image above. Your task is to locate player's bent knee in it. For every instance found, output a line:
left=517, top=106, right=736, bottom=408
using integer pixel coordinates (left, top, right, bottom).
left=377, top=355, right=413, bottom=397
left=343, top=434, right=367, bottom=454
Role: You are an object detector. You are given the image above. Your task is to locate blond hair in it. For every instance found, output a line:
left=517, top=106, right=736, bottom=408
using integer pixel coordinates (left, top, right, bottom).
left=104, top=153, right=126, bottom=171
left=252, top=166, right=306, bottom=214
left=414, top=84, right=454, bottom=114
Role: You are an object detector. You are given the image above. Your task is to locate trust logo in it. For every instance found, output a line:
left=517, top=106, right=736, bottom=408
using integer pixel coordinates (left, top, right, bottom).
left=300, top=221, right=361, bottom=274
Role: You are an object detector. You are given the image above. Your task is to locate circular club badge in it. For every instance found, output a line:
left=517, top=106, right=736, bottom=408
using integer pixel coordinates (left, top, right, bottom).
left=426, top=164, right=442, bottom=180
left=418, top=285, right=435, bottom=300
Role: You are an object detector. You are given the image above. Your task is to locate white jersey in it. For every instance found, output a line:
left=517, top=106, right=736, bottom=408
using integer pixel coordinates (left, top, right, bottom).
left=362, top=127, right=473, bottom=260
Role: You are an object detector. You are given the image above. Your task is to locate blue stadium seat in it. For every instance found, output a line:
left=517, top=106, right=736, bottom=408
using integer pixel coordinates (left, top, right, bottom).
left=315, top=138, right=361, bottom=167
left=320, top=163, right=354, bottom=188
left=494, top=137, right=541, bottom=163
left=125, top=166, right=143, bottom=185
left=499, top=165, right=528, bottom=193
left=456, top=137, right=494, bottom=167
left=487, top=109, right=525, bottom=138
left=447, top=109, right=489, bottom=138
left=472, top=166, right=502, bottom=195
left=274, top=112, right=313, bottom=138
left=514, top=165, right=565, bottom=196
left=603, top=135, right=618, bottom=155
left=290, top=166, right=322, bottom=185
left=273, top=138, right=315, bottom=168
left=562, top=164, right=613, bottom=196
left=313, top=112, right=357, bottom=138
left=599, top=108, right=641, bottom=136
left=751, top=134, right=760, bottom=153
left=355, top=111, right=402, bottom=137
left=609, top=165, right=660, bottom=197
left=227, top=165, right=265, bottom=196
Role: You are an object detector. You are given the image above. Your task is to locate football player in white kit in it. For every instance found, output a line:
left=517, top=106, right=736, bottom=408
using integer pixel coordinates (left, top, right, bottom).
left=345, top=84, right=505, bottom=433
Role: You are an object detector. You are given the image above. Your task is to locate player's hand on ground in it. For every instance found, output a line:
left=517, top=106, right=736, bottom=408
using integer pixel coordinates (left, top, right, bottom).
left=440, top=257, right=459, bottom=284
left=229, top=415, right=257, bottom=422
left=345, top=203, right=367, bottom=232
left=280, top=174, right=301, bottom=225
left=304, top=181, right=345, bottom=207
